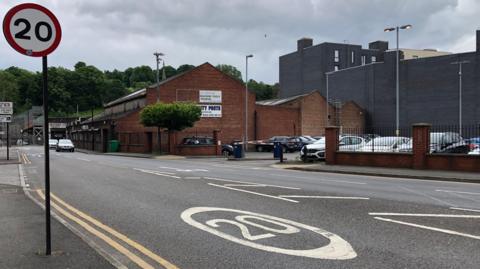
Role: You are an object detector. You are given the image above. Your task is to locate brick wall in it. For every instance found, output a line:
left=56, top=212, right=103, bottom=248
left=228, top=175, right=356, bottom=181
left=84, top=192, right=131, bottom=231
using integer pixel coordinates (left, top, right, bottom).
left=255, top=105, right=299, bottom=140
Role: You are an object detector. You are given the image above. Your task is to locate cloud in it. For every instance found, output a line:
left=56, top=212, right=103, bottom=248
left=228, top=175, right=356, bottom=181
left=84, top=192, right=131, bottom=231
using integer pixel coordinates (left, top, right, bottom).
left=1, top=0, right=478, bottom=83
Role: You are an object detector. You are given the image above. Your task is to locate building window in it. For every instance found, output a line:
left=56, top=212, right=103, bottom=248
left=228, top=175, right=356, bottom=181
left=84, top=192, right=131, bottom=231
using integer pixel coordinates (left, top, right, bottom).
left=361, top=55, right=366, bottom=65
left=334, top=50, right=339, bottom=62
left=371, top=56, right=377, bottom=63
left=351, top=51, right=355, bottom=64
left=334, top=65, right=339, bottom=71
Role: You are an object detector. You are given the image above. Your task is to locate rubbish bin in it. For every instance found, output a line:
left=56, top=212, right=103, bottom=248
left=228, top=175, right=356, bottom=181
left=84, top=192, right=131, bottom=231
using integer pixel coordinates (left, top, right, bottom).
left=108, top=140, right=119, bottom=152
left=273, top=141, right=282, bottom=159
left=233, top=144, right=244, bottom=159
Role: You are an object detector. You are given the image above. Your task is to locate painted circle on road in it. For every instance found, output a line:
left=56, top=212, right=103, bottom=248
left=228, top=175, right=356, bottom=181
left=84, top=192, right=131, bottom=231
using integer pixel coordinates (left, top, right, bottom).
left=181, top=207, right=357, bottom=260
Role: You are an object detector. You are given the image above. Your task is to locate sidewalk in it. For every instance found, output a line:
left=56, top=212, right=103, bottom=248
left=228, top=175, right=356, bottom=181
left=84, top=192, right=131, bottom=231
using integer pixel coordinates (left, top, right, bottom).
left=76, top=148, right=185, bottom=160
left=0, top=146, right=20, bottom=165
left=0, top=163, right=114, bottom=269
left=274, top=161, right=480, bottom=183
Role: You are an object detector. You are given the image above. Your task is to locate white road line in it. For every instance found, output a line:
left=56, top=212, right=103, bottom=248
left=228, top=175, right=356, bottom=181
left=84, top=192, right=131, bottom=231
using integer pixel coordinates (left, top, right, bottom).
left=369, top=213, right=480, bottom=218
left=450, top=207, right=480, bottom=213
left=207, top=183, right=299, bottom=203
left=77, top=158, right=91, bottom=162
left=133, top=168, right=181, bottom=179
left=374, top=217, right=480, bottom=240
left=401, top=187, right=456, bottom=207
left=436, top=190, right=480, bottom=196
left=270, top=174, right=367, bottom=185
left=279, top=195, right=370, bottom=200
left=204, top=177, right=300, bottom=190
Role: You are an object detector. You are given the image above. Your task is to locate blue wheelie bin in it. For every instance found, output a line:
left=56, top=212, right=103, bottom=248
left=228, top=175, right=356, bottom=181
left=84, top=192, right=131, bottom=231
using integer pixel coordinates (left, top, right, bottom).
left=233, top=144, right=244, bottom=159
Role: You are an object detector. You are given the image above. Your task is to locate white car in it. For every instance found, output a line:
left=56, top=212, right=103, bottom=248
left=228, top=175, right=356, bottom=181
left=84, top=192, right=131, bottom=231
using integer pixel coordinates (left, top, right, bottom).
left=359, top=137, right=410, bottom=152
left=48, top=139, right=58, bottom=149
left=56, top=139, right=75, bottom=152
left=300, top=135, right=366, bottom=161
left=468, top=148, right=480, bottom=155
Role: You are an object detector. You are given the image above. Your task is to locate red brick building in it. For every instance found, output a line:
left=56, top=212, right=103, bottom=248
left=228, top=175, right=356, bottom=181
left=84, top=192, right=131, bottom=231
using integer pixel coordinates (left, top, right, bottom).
left=69, top=64, right=365, bottom=155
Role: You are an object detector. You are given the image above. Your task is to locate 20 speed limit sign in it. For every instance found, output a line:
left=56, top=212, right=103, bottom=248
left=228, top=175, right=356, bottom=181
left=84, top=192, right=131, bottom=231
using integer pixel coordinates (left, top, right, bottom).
left=3, top=3, right=61, bottom=57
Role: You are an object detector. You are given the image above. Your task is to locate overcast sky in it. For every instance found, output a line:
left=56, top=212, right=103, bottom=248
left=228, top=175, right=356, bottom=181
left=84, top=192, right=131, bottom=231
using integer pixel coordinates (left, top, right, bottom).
left=1, top=0, right=479, bottom=84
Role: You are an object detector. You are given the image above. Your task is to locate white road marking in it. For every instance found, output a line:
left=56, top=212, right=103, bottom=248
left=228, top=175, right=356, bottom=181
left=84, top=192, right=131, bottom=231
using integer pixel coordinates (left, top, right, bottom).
left=279, top=195, right=370, bottom=200
left=77, top=158, right=91, bottom=162
left=369, top=212, right=480, bottom=218
left=270, top=174, right=367, bottom=185
left=401, top=187, right=456, bottom=207
left=204, top=177, right=300, bottom=190
left=181, top=207, right=357, bottom=260
left=374, top=217, right=480, bottom=240
left=208, top=183, right=299, bottom=203
left=158, top=166, right=208, bottom=172
left=184, top=177, right=201, bottom=180
left=450, top=207, right=480, bottom=213
left=133, top=168, right=181, bottom=179
left=436, top=190, right=480, bottom=196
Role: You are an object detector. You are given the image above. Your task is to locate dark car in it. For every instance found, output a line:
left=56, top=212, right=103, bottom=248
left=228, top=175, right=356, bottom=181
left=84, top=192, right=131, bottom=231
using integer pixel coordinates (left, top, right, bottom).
left=222, top=140, right=242, bottom=156
left=254, top=136, right=290, bottom=152
left=430, top=132, right=470, bottom=154
left=285, top=136, right=316, bottom=152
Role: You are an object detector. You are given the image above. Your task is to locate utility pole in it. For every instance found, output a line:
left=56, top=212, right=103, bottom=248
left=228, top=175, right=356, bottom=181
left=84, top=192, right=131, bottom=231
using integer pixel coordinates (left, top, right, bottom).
left=245, top=54, right=253, bottom=153
left=451, top=60, right=470, bottom=136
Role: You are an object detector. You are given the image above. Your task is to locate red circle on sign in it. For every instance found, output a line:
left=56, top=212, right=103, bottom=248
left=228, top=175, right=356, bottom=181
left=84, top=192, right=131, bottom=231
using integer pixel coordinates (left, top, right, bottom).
left=2, top=3, right=62, bottom=57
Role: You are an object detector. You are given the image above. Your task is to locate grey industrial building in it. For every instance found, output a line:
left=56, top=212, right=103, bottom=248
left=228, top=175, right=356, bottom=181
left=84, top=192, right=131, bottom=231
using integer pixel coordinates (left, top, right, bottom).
left=279, top=30, right=480, bottom=128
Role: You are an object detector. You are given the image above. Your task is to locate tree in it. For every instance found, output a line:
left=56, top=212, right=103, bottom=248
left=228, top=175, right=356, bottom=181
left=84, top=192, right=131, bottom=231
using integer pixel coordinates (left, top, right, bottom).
left=177, top=64, right=195, bottom=74
left=248, top=79, right=279, bottom=101
left=140, top=102, right=202, bottom=153
left=216, top=64, right=243, bottom=81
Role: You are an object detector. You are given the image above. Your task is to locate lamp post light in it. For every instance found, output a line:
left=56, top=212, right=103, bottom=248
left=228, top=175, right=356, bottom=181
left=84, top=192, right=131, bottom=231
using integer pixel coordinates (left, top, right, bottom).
left=153, top=52, right=164, bottom=102
left=245, top=54, right=253, bottom=152
left=384, top=24, right=412, bottom=136
left=451, top=60, right=470, bottom=136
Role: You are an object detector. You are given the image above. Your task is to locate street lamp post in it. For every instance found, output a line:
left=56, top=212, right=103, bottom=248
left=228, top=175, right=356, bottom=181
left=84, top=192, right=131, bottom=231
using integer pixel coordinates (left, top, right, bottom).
left=385, top=24, right=412, bottom=136
left=451, top=60, right=470, bottom=136
left=153, top=52, right=164, bottom=103
left=325, top=71, right=335, bottom=127
left=245, top=54, right=253, bottom=152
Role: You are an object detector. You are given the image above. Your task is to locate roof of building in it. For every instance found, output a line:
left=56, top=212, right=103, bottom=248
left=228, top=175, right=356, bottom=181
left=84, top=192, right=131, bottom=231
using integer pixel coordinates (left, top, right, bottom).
left=256, top=91, right=318, bottom=106
left=80, top=108, right=141, bottom=125
left=104, top=88, right=147, bottom=108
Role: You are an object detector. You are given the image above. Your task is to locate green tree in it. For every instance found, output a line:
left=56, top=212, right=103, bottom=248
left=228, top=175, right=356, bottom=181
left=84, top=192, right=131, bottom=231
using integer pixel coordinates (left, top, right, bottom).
left=248, top=79, right=279, bottom=101
left=216, top=64, right=243, bottom=81
left=0, top=70, right=20, bottom=108
left=176, top=64, right=195, bottom=74
left=140, top=102, right=202, bottom=152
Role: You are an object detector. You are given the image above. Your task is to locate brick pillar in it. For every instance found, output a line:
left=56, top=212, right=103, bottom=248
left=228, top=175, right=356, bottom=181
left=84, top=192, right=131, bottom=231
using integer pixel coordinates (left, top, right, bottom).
left=325, top=126, right=340, bottom=165
left=412, top=123, right=431, bottom=169
left=168, top=131, right=176, bottom=155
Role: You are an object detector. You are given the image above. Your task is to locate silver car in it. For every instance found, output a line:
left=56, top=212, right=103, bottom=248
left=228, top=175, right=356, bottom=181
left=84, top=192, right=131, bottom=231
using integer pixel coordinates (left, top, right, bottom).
left=56, top=139, right=75, bottom=152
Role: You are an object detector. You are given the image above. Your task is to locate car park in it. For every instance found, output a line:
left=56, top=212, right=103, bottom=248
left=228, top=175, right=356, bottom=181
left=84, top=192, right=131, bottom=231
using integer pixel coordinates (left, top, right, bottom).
left=56, top=139, right=75, bottom=152
left=359, top=136, right=410, bottom=152
left=429, top=132, right=469, bottom=154
left=181, top=136, right=214, bottom=145
left=300, top=135, right=366, bottom=162
left=48, top=139, right=58, bottom=149
left=254, top=136, right=290, bottom=152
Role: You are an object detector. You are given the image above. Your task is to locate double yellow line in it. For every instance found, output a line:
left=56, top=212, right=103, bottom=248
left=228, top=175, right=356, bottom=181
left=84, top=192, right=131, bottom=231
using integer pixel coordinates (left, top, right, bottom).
left=36, top=190, right=179, bottom=269
left=21, top=153, right=31, bottom=164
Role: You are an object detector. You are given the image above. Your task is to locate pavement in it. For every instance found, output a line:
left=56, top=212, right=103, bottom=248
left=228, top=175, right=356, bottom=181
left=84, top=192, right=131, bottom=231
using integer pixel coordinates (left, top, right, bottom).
left=274, top=160, right=480, bottom=183
left=0, top=146, right=20, bottom=165
left=0, top=152, right=114, bottom=269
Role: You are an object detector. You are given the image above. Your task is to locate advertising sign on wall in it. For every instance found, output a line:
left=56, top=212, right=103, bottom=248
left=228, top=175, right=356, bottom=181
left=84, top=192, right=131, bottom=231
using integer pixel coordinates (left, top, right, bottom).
left=200, top=105, right=222, bottom=117
left=199, top=90, right=222, bottom=103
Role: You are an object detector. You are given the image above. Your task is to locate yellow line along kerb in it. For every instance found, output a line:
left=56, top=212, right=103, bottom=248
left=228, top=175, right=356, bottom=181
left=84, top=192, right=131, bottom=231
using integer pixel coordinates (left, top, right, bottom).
left=37, top=190, right=179, bottom=269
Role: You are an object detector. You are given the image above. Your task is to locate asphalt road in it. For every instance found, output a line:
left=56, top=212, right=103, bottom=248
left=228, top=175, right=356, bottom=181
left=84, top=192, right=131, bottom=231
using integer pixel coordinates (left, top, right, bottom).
left=19, top=146, right=480, bottom=269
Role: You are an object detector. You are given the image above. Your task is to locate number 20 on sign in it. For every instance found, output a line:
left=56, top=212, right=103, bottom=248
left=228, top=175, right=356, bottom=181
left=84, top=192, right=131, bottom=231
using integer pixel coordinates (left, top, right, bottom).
left=3, top=3, right=61, bottom=57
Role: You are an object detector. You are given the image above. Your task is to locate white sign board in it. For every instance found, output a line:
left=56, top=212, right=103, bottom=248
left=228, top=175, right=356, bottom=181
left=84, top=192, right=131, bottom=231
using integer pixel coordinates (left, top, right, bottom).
left=0, top=115, right=12, bottom=123
left=0, top=102, right=13, bottom=114
left=199, top=90, right=222, bottom=103
left=49, top=122, right=67, bottom=129
left=200, top=105, right=222, bottom=118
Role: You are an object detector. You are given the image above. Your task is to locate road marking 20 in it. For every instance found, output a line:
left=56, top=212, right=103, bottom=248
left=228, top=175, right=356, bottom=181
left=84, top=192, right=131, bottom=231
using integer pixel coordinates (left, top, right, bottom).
left=181, top=207, right=357, bottom=260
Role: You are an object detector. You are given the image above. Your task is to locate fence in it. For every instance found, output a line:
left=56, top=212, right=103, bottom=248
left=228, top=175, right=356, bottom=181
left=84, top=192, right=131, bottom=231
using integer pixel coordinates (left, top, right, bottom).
left=429, top=124, right=480, bottom=154
left=339, top=126, right=412, bottom=153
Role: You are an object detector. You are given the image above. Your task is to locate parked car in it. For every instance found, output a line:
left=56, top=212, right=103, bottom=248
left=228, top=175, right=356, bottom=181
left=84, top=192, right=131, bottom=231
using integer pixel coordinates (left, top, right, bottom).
left=181, top=136, right=214, bottom=145
left=56, top=139, right=75, bottom=152
left=469, top=147, right=480, bottom=155
left=466, top=137, right=480, bottom=150
left=254, top=136, right=290, bottom=152
left=221, top=140, right=242, bottom=156
left=48, top=139, right=58, bottom=149
left=285, top=136, right=316, bottom=152
left=300, top=135, right=366, bottom=162
left=16, top=139, right=29, bottom=146
left=359, top=137, right=410, bottom=152
left=312, top=135, right=324, bottom=140
left=429, top=132, right=469, bottom=154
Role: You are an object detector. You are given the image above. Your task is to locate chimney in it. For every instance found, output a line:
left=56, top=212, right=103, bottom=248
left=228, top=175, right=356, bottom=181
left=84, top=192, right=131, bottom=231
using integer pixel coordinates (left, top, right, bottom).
left=477, top=30, right=480, bottom=53
left=297, top=38, right=313, bottom=51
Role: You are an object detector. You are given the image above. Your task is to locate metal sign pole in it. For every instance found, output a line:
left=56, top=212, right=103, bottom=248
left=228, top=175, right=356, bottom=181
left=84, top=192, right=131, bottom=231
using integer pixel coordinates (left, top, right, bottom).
left=42, top=55, right=52, bottom=255
left=6, top=122, right=9, bottom=160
